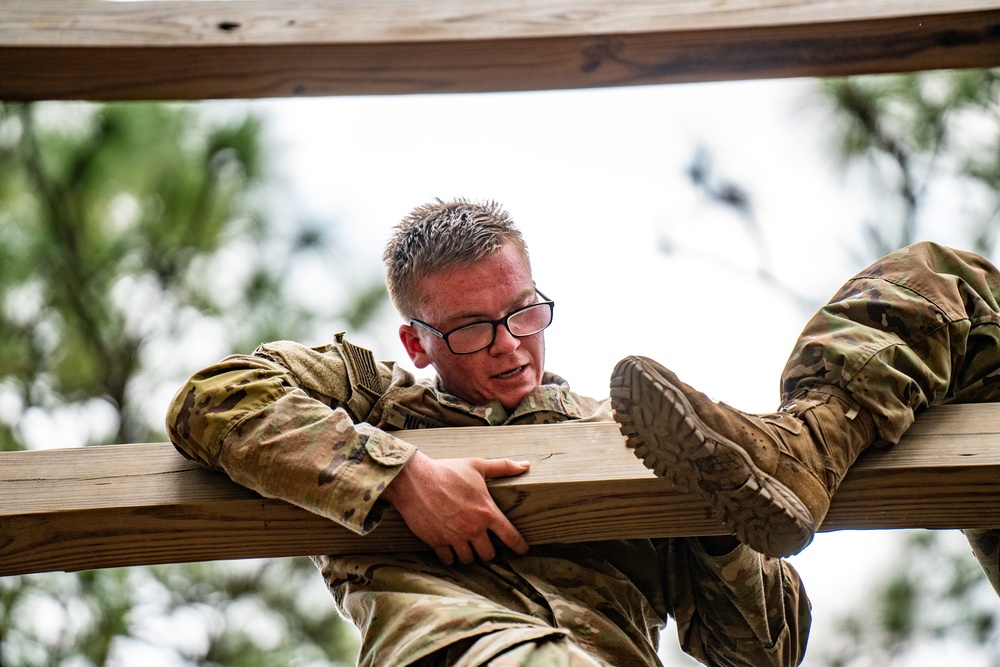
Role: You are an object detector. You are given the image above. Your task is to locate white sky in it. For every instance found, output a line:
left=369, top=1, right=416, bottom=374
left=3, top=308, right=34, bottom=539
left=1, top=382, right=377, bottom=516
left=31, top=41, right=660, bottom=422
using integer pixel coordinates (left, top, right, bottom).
left=243, top=78, right=991, bottom=666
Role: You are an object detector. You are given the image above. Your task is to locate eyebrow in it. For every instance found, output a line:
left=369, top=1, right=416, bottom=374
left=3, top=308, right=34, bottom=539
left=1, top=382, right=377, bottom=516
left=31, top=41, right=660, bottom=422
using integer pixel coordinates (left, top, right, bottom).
left=440, top=287, right=537, bottom=327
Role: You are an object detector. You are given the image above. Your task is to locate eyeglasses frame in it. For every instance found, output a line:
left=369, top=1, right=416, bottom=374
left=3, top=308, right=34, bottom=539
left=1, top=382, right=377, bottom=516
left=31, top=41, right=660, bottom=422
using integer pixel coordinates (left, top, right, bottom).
left=410, top=289, right=554, bottom=355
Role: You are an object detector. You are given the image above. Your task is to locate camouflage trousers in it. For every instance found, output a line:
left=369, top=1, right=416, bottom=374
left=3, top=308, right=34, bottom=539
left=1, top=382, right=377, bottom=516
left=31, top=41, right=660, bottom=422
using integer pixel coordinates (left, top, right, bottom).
left=415, top=634, right=608, bottom=667
left=780, top=241, right=1000, bottom=595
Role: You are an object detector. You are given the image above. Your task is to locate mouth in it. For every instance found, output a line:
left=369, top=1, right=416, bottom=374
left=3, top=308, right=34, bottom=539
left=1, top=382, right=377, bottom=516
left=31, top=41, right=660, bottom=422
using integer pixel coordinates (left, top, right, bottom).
left=493, top=365, right=526, bottom=380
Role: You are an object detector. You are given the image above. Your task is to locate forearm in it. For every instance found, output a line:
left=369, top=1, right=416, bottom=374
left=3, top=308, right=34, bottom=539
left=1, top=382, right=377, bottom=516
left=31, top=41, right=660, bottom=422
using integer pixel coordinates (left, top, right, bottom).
left=167, top=352, right=416, bottom=534
left=219, top=389, right=416, bottom=533
left=669, top=540, right=810, bottom=667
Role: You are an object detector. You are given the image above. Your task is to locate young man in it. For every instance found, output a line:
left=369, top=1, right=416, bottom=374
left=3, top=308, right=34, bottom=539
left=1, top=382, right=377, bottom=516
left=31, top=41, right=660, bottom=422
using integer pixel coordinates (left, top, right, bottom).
left=611, top=241, right=1000, bottom=593
left=168, top=199, right=809, bottom=666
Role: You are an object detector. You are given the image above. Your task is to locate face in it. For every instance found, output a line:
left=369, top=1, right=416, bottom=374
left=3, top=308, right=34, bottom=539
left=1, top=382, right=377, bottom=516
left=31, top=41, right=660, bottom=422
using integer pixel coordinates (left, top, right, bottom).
left=398, top=242, right=546, bottom=411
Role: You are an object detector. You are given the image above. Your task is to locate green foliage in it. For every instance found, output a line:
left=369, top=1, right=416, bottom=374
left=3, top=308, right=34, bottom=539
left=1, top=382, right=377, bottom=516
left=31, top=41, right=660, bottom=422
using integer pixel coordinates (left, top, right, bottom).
left=692, top=68, right=1000, bottom=664
left=820, top=532, right=1000, bottom=667
left=813, top=68, right=1000, bottom=667
left=0, top=102, right=386, bottom=447
left=0, top=101, right=262, bottom=443
left=813, top=69, right=1000, bottom=260
left=1, top=560, right=359, bottom=667
left=0, top=102, right=371, bottom=665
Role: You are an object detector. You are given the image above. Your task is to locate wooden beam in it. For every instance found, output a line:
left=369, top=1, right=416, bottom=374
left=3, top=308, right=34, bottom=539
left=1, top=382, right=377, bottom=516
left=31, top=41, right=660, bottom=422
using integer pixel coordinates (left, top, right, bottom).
left=1, top=1, right=999, bottom=101
left=2, top=403, right=999, bottom=576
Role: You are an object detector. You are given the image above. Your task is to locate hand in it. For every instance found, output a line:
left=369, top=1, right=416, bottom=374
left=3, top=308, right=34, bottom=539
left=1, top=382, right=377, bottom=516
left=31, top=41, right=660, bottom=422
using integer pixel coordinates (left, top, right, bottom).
left=382, top=451, right=530, bottom=565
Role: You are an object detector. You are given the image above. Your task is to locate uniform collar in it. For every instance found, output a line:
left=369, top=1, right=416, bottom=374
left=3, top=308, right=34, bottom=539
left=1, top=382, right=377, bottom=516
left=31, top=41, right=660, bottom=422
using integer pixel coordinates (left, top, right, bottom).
left=428, top=371, right=607, bottom=426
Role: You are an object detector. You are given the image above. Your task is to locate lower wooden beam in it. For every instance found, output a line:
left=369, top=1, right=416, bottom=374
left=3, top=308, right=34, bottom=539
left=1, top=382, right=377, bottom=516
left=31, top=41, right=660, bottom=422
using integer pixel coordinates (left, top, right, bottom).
left=2, top=403, right=999, bottom=576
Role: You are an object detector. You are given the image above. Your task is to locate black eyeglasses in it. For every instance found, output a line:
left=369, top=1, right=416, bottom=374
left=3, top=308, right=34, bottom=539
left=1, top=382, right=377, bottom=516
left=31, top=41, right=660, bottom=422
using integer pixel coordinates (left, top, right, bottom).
left=410, top=290, right=555, bottom=355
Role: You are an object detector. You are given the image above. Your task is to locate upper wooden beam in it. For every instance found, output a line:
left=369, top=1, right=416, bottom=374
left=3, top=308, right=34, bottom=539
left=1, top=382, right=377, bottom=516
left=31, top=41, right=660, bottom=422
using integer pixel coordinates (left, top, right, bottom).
left=2, top=1, right=999, bottom=101
left=2, top=403, right=999, bottom=576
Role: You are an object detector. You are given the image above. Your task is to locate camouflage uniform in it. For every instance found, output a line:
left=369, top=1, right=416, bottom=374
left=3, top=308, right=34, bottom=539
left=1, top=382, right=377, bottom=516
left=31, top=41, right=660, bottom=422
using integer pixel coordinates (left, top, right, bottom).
left=168, top=339, right=810, bottom=666
left=781, top=241, right=1000, bottom=594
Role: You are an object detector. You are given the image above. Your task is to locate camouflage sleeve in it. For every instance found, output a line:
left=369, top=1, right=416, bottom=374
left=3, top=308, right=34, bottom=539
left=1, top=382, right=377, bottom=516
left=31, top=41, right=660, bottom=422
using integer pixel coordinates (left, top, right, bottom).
left=668, top=540, right=810, bottom=666
left=165, top=340, right=417, bottom=535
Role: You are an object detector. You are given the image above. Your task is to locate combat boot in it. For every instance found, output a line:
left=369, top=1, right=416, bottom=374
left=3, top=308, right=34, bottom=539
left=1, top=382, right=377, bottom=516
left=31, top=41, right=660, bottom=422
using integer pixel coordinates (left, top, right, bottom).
left=609, top=355, right=877, bottom=558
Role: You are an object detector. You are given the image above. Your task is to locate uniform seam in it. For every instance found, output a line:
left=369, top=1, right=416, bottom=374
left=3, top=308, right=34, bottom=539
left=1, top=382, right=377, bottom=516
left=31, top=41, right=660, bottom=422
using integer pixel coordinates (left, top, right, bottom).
left=853, top=273, right=966, bottom=323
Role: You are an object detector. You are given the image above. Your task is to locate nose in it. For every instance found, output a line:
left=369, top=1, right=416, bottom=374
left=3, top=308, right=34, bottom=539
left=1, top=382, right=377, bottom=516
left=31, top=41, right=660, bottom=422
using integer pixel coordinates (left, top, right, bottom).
left=489, top=322, right=521, bottom=355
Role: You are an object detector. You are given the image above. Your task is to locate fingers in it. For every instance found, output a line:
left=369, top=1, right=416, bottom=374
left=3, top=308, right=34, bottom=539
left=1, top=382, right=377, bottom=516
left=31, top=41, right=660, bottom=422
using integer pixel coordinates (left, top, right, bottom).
left=429, top=513, right=524, bottom=566
left=396, top=456, right=531, bottom=566
left=432, top=512, right=521, bottom=565
left=435, top=546, right=455, bottom=565
left=470, top=534, right=497, bottom=562
left=452, top=541, right=476, bottom=565
left=490, top=515, right=529, bottom=556
left=476, top=457, right=531, bottom=480
left=472, top=458, right=530, bottom=557
left=433, top=532, right=507, bottom=566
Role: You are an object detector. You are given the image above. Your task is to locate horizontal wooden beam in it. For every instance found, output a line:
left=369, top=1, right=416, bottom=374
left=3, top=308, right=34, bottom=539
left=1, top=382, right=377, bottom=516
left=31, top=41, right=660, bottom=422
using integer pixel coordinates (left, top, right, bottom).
left=2, top=403, right=999, bottom=576
left=1, top=1, right=999, bottom=101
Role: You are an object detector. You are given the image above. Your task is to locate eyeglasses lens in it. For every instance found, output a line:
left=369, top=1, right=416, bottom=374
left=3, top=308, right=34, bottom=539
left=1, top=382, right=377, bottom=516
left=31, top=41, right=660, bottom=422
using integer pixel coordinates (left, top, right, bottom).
left=508, top=303, right=552, bottom=335
left=447, top=303, right=553, bottom=354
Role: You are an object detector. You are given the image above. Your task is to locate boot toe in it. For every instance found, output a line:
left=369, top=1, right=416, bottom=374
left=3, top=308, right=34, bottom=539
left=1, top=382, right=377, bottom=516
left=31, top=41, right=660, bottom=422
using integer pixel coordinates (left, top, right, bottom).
left=611, top=355, right=819, bottom=557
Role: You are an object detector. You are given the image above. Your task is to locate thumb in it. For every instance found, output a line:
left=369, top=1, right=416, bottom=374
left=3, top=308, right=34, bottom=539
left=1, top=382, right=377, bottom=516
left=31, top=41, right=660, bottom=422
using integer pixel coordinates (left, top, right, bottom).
left=477, top=458, right=531, bottom=480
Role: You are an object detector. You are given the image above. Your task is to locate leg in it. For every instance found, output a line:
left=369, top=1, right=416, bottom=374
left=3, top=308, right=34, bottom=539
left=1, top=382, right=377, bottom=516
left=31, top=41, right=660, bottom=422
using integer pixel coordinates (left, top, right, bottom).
left=485, top=639, right=609, bottom=667
left=611, top=357, right=875, bottom=557
left=414, top=635, right=610, bottom=667
left=782, top=241, right=1000, bottom=442
left=612, top=242, right=1000, bottom=558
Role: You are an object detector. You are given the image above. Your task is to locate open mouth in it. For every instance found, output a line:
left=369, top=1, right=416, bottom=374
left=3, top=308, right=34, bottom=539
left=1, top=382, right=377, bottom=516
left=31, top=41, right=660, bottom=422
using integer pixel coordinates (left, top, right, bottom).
left=493, top=365, right=525, bottom=380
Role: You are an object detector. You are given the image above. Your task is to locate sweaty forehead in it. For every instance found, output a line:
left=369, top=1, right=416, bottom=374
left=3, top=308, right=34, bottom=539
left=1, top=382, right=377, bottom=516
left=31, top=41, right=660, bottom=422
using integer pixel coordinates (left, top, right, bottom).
left=412, top=247, right=534, bottom=323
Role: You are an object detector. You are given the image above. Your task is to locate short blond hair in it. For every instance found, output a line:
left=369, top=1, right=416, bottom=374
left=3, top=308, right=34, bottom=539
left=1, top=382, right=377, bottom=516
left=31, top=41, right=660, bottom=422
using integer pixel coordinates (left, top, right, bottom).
left=383, top=198, right=530, bottom=318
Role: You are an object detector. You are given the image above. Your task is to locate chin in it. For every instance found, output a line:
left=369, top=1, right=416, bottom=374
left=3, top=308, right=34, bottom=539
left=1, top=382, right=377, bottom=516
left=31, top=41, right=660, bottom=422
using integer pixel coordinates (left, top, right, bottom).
left=500, top=385, right=537, bottom=412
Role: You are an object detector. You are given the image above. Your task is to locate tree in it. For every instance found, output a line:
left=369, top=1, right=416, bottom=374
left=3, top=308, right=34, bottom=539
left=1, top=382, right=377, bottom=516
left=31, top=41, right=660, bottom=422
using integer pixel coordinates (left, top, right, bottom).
left=672, top=68, right=1000, bottom=666
left=809, top=68, right=1000, bottom=667
left=0, top=101, right=382, bottom=665
left=812, top=69, right=1000, bottom=261
left=820, top=531, right=999, bottom=667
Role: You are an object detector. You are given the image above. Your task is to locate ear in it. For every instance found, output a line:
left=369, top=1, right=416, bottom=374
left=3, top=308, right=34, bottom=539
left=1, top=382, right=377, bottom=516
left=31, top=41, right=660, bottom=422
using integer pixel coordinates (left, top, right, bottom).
left=399, top=324, right=432, bottom=368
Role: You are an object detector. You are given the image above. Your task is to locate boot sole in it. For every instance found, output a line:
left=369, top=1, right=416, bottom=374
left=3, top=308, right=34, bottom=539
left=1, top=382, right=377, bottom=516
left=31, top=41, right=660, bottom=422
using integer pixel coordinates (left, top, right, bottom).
left=610, top=355, right=815, bottom=558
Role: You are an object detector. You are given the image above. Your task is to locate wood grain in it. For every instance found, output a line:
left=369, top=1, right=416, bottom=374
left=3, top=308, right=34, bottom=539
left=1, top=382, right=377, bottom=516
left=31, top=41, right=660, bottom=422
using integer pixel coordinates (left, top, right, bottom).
left=2, top=405, right=999, bottom=575
left=2, top=1, right=998, bottom=100
left=5, top=1, right=1000, bottom=46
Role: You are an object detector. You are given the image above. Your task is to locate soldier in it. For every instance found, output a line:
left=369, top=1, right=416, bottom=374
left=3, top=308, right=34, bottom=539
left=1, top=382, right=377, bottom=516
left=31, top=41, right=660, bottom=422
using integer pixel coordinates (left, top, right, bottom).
left=611, top=241, right=999, bottom=594
left=167, top=199, right=810, bottom=666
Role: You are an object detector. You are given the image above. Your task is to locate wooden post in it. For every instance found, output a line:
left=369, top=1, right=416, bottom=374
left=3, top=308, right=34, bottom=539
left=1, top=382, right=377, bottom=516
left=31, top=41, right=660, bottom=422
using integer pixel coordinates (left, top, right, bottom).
left=2, top=404, right=999, bottom=576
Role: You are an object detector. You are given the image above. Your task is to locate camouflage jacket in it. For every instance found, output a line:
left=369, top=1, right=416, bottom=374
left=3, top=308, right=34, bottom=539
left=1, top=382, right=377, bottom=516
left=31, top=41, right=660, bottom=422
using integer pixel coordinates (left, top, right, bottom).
left=167, top=335, right=810, bottom=666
